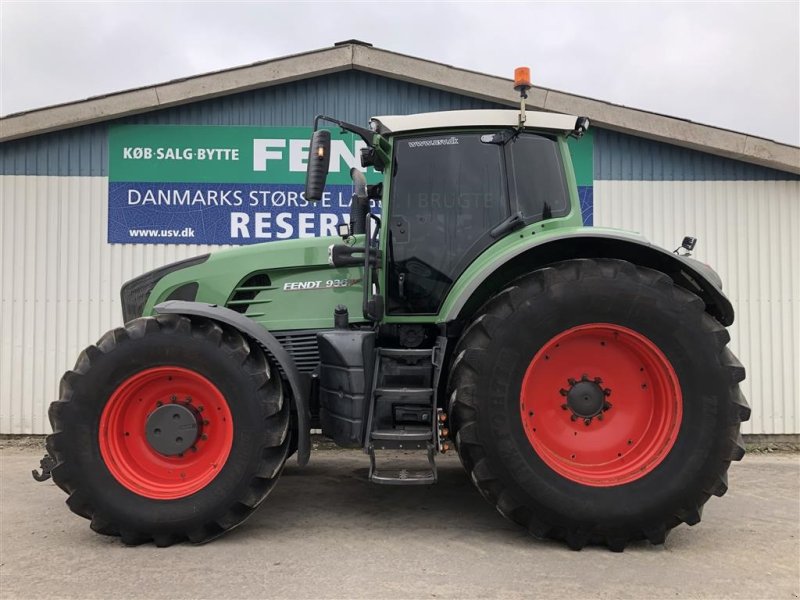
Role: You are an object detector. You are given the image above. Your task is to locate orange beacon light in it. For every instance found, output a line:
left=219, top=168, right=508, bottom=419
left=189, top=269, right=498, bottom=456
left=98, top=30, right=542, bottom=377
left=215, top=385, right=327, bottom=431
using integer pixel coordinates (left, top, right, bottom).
left=514, top=67, right=532, bottom=92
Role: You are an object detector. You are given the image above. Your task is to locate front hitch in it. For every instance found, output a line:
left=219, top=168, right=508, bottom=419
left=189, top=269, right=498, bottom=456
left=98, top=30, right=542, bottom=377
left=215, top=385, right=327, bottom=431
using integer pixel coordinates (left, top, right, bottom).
left=31, top=452, right=55, bottom=482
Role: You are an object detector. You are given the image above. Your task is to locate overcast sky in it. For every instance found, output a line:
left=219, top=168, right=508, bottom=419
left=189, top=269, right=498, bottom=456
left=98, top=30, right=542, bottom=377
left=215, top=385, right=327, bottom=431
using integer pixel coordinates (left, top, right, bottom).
left=1, top=1, right=798, bottom=145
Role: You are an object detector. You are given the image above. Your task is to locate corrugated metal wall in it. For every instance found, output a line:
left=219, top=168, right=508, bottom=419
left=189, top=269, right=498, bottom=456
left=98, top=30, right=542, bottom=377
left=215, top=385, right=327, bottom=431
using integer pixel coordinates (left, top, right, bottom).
left=0, top=176, right=219, bottom=433
left=594, top=179, right=800, bottom=435
left=594, top=129, right=795, bottom=181
left=1, top=70, right=798, bottom=434
left=593, top=130, right=800, bottom=435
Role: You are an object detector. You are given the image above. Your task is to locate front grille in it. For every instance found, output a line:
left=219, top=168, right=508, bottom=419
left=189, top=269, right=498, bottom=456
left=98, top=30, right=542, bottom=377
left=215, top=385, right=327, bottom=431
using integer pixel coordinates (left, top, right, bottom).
left=272, top=330, right=324, bottom=373
left=120, top=254, right=208, bottom=322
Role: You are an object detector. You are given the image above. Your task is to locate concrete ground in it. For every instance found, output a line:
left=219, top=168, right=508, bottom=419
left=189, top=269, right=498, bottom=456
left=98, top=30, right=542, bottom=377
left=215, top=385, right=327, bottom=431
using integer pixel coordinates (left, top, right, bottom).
left=1, top=445, right=798, bottom=600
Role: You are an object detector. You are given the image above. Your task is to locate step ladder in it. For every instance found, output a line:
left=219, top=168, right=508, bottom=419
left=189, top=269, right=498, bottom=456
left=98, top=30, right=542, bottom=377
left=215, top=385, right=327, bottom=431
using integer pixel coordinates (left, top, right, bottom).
left=365, top=343, right=446, bottom=485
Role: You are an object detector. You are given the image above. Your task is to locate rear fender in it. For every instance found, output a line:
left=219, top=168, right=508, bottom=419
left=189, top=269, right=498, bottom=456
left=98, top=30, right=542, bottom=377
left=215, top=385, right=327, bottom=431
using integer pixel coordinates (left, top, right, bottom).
left=445, top=229, right=734, bottom=327
left=154, top=300, right=310, bottom=466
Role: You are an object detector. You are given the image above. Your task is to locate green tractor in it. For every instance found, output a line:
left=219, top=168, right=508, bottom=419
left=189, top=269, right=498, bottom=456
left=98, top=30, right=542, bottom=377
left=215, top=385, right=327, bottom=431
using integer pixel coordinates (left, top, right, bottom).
left=40, top=73, right=749, bottom=551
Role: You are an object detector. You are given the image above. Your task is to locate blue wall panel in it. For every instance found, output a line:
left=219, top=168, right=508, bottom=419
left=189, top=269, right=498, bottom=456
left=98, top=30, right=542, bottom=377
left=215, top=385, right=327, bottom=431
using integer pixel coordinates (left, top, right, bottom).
left=2, top=69, right=797, bottom=181
left=594, top=128, right=798, bottom=181
left=0, top=70, right=502, bottom=177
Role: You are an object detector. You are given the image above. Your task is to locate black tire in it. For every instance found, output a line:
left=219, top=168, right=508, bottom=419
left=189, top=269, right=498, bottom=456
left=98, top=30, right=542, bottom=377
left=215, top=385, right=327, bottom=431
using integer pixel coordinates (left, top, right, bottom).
left=448, top=258, right=750, bottom=551
left=47, top=313, right=291, bottom=546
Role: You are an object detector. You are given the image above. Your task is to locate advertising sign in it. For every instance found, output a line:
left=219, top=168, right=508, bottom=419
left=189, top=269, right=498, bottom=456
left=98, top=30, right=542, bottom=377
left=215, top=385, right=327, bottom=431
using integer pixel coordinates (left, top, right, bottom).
left=108, top=125, right=593, bottom=244
left=108, top=125, right=372, bottom=244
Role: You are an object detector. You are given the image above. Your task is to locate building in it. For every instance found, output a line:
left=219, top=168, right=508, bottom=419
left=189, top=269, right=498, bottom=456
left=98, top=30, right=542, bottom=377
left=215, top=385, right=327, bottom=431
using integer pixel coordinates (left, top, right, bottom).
left=1, top=40, right=798, bottom=436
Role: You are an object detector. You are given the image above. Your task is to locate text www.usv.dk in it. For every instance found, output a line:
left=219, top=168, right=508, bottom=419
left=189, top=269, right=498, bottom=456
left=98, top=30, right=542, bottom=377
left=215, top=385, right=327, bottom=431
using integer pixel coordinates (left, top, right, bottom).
left=128, top=227, right=196, bottom=238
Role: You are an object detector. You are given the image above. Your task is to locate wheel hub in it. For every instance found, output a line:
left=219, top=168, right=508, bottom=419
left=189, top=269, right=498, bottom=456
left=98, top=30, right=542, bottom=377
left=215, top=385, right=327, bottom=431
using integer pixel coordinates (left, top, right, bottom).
left=145, top=402, right=200, bottom=456
left=560, top=375, right=612, bottom=425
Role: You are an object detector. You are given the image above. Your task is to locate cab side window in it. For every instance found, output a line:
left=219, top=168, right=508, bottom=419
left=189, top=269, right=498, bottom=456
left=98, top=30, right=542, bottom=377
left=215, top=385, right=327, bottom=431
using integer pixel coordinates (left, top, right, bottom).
left=508, top=134, right=570, bottom=222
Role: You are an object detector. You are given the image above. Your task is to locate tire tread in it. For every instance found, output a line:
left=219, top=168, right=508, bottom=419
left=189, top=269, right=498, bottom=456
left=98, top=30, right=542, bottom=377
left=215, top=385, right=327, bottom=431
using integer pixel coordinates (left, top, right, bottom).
left=448, top=258, right=749, bottom=551
left=47, top=314, right=291, bottom=547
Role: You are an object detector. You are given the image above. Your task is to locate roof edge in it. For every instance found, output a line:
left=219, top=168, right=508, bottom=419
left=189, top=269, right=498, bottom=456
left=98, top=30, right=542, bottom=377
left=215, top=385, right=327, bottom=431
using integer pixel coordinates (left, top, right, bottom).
left=0, top=45, right=354, bottom=142
left=351, top=45, right=799, bottom=174
left=1, top=42, right=798, bottom=175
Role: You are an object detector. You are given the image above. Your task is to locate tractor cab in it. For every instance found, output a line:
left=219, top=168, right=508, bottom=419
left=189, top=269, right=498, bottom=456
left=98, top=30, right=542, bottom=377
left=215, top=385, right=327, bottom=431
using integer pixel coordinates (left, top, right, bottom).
left=306, top=107, right=590, bottom=322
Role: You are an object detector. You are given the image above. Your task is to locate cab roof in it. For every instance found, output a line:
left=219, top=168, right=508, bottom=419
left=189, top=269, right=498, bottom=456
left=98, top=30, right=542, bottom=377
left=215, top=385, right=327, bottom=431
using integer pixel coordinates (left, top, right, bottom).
left=370, top=109, right=579, bottom=135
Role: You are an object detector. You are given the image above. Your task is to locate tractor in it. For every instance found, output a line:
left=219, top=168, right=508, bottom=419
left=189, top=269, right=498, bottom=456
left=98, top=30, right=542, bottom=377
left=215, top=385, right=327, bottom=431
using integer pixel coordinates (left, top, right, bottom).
left=38, top=69, right=749, bottom=551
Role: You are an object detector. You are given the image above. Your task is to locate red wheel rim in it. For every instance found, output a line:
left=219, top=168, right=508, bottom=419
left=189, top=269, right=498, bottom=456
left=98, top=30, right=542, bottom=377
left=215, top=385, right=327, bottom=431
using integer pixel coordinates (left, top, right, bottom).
left=520, top=323, right=682, bottom=487
left=99, top=366, right=233, bottom=500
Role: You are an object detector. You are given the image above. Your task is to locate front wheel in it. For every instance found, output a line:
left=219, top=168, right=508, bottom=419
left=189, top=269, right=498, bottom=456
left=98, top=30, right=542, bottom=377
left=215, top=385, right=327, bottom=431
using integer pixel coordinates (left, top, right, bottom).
left=47, top=314, right=290, bottom=546
left=448, top=259, right=750, bottom=551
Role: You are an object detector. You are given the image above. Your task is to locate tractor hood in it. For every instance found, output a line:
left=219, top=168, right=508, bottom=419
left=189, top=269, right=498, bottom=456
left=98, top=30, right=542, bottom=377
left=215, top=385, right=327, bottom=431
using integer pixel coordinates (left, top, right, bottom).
left=130, top=235, right=366, bottom=331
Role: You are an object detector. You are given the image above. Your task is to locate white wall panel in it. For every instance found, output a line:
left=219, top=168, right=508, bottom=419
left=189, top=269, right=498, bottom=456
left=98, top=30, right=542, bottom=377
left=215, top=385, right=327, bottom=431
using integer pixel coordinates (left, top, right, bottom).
left=0, top=176, right=223, bottom=433
left=1, top=176, right=798, bottom=434
left=595, top=180, right=800, bottom=434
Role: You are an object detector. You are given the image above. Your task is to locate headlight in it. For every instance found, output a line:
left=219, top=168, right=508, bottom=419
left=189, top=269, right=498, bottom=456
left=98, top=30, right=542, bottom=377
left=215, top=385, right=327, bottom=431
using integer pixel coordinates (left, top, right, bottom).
left=120, top=254, right=209, bottom=322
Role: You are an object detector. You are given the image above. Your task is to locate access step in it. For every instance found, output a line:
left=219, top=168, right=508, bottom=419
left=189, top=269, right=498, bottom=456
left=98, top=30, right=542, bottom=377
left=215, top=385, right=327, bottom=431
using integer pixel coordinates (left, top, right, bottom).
left=368, top=443, right=438, bottom=486
left=378, top=348, right=434, bottom=358
left=371, top=428, right=433, bottom=441
left=373, top=387, right=433, bottom=397
left=369, top=468, right=437, bottom=485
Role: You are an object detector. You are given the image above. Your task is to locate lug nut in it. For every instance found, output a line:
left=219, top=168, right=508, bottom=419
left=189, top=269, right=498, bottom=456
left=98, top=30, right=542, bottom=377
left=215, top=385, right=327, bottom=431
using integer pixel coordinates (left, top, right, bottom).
left=441, top=428, right=449, bottom=437
left=438, top=412, right=447, bottom=422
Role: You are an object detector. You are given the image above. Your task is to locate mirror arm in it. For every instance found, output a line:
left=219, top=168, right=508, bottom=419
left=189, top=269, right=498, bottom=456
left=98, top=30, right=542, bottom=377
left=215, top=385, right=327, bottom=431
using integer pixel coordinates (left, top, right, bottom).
left=313, top=115, right=375, bottom=146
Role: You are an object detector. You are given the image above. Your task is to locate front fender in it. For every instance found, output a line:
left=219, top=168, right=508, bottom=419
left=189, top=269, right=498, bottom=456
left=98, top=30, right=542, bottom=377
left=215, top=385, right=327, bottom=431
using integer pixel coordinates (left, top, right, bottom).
left=443, top=227, right=734, bottom=326
left=154, top=300, right=310, bottom=466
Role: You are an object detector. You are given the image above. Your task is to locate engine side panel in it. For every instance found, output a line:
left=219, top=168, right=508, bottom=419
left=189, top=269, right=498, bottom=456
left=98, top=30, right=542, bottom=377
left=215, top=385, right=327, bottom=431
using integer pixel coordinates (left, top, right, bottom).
left=141, top=235, right=367, bottom=331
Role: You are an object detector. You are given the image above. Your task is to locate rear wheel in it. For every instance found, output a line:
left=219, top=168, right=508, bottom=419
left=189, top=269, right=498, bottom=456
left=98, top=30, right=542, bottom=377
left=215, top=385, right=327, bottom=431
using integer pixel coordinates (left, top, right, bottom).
left=448, top=259, right=750, bottom=551
left=47, top=314, right=290, bottom=546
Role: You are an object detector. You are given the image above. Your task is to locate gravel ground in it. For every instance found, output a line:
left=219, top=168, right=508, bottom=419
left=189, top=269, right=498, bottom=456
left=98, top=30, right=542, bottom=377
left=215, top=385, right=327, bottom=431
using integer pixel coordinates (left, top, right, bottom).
left=1, top=446, right=798, bottom=600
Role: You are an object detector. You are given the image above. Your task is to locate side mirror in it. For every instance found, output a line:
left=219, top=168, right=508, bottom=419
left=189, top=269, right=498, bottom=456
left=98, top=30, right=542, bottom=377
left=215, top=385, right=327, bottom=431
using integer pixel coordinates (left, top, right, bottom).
left=305, top=129, right=331, bottom=202
left=674, top=235, right=698, bottom=256
left=573, top=117, right=590, bottom=138
left=681, top=236, right=697, bottom=252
